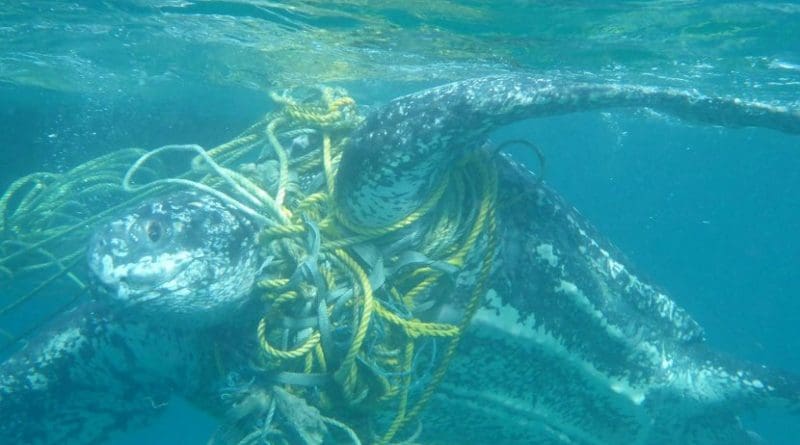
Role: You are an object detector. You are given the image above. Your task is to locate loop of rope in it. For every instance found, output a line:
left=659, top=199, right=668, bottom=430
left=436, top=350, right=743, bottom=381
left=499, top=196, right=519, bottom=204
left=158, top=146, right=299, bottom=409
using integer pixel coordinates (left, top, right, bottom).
left=1, top=84, right=499, bottom=444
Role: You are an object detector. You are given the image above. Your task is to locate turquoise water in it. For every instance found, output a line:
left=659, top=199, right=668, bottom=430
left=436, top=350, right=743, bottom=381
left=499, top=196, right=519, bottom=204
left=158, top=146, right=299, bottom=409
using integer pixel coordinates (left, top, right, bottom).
left=1, top=1, right=799, bottom=444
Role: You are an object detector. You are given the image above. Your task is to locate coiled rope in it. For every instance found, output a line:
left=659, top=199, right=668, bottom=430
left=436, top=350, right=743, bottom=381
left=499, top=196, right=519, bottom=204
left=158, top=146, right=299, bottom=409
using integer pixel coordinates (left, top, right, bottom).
left=2, top=85, right=498, bottom=444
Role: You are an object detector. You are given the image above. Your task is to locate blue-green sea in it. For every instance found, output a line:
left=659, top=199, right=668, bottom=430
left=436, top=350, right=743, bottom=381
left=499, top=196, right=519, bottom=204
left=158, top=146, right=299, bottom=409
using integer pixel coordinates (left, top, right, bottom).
left=1, top=1, right=799, bottom=444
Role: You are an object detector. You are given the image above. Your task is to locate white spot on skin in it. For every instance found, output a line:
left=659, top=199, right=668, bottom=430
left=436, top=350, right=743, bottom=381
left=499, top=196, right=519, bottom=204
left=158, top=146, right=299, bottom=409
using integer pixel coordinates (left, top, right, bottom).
left=101, top=250, right=196, bottom=300
left=26, top=373, right=48, bottom=390
left=606, top=258, right=624, bottom=279
left=41, top=328, right=85, bottom=359
left=535, top=243, right=558, bottom=267
left=660, top=347, right=673, bottom=370
left=109, top=237, right=129, bottom=257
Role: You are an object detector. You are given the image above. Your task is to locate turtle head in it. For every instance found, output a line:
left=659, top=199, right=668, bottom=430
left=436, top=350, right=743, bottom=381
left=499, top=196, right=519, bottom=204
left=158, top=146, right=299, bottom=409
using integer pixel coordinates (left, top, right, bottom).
left=87, top=191, right=261, bottom=325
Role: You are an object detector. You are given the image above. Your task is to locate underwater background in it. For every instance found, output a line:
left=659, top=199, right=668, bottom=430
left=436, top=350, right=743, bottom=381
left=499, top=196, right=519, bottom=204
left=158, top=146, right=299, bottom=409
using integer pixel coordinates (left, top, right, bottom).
left=0, top=1, right=798, bottom=444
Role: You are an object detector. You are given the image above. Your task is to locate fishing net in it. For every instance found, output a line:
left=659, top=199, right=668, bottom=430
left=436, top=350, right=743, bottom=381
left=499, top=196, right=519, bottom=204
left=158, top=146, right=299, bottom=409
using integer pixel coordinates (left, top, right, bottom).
left=0, top=86, right=498, bottom=444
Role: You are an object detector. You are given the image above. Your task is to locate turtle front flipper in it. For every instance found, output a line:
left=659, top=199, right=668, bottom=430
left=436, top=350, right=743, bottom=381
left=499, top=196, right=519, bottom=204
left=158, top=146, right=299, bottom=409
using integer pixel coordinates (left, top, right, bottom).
left=0, top=304, right=213, bottom=444
left=334, top=75, right=800, bottom=229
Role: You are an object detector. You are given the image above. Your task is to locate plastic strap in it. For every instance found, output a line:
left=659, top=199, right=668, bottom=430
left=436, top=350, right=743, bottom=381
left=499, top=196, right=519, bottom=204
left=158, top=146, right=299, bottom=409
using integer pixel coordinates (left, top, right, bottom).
left=271, top=371, right=331, bottom=387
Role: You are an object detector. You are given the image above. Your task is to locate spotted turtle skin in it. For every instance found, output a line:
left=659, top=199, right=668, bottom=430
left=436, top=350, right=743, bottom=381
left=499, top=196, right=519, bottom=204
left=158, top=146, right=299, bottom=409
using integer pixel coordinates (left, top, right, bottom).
left=2, top=75, right=800, bottom=444
left=88, top=191, right=261, bottom=325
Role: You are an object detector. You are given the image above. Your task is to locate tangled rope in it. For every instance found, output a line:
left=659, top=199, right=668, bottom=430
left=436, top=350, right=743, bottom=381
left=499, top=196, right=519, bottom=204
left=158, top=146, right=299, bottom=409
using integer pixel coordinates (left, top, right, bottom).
left=243, top=91, right=498, bottom=443
left=0, top=85, right=498, bottom=444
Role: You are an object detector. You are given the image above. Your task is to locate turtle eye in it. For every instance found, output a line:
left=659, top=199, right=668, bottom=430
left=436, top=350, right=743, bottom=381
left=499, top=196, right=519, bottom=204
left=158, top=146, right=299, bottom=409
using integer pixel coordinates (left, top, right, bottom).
left=146, top=220, right=162, bottom=243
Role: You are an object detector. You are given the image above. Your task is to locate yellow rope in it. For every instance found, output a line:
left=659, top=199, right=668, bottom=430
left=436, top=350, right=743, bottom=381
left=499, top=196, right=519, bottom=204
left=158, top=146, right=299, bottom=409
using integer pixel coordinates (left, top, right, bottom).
left=0, top=85, right=498, bottom=442
left=251, top=145, right=497, bottom=442
left=258, top=224, right=305, bottom=240
left=271, top=290, right=299, bottom=306
left=377, top=341, right=415, bottom=444
left=402, top=161, right=497, bottom=430
left=266, top=117, right=290, bottom=207
left=257, top=278, right=290, bottom=289
left=258, top=317, right=322, bottom=361
left=314, top=342, right=328, bottom=372
left=295, top=192, right=328, bottom=215
left=399, top=271, right=440, bottom=305
left=335, top=173, right=451, bottom=239
left=374, top=303, right=460, bottom=339
left=332, top=247, right=376, bottom=399
left=323, top=133, right=336, bottom=196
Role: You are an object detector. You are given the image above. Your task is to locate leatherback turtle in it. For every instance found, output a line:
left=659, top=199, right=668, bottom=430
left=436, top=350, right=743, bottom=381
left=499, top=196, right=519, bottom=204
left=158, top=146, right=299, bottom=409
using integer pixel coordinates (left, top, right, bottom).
left=1, top=75, right=799, bottom=444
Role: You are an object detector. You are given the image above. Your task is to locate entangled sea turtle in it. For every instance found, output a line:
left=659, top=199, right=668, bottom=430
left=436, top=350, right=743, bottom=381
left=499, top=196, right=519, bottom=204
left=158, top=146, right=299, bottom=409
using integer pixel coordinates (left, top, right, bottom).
left=1, top=75, right=799, bottom=444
